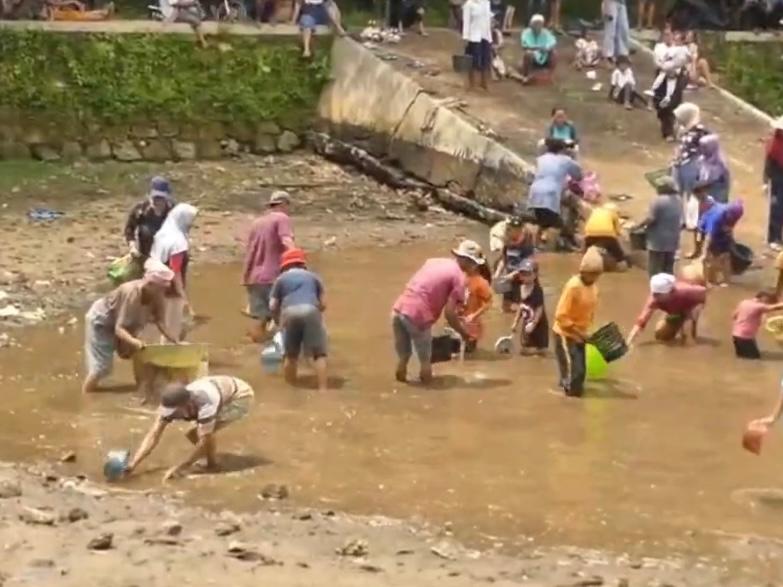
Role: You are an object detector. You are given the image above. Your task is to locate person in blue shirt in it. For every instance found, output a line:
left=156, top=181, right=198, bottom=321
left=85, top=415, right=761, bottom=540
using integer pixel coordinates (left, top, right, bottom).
left=698, top=200, right=744, bottom=286
left=518, top=13, right=556, bottom=83
left=269, top=247, right=329, bottom=391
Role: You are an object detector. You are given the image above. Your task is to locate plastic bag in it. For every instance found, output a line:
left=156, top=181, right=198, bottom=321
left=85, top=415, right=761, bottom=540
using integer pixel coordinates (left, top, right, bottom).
left=107, top=254, right=143, bottom=286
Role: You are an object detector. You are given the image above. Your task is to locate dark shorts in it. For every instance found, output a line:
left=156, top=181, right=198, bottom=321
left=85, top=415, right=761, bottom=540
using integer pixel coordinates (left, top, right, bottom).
left=246, top=284, right=273, bottom=321
left=465, top=39, right=492, bottom=72
left=299, top=3, right=329, bottom=29
left=521, top=314, right=549, bottom=350
left=584, top=236, right=626, bottom=264
left=532, top=207, right=562, bottom=230
left=281, top=304, right=328, bottom=359
left=647, top=250, right=675, bottom=277
left=733, top=336, right=761, bottom=360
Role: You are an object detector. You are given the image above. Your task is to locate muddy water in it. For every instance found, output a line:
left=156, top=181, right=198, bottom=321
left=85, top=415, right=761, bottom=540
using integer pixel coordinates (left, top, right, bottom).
left=2, top=240, right=783, bottom=569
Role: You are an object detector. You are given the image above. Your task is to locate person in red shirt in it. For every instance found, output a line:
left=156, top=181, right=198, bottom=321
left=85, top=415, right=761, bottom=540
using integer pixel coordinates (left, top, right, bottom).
left=732, top=290, right=783, bottom=359
left=626, top=273, right=706, bottom=345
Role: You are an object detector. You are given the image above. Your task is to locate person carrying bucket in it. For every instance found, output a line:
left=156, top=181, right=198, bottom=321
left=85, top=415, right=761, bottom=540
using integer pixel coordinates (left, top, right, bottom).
left=626, top=273, right=706, bottom=346
left=552, top=246, right=604, bottom=397
left=268, top=248, right=328, bottom=392
left=391, top=240, right=477, bottom=385
left=124, top=375, right=255, bottom=482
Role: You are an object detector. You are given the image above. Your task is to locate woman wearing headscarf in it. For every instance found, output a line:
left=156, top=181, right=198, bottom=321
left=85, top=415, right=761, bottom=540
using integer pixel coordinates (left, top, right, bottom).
left=124, top=176, right=175, bottom=258
left=150, top=203, right=199, bottom=341
left=82, top=259, right=178, bottom=394
left=696, top=134, right=730, bottom=204
left=699, top=200, right=744, bottom=286
left=672, top=102, right=710, bottom=238
left=765, top=117, right=783, bottom=251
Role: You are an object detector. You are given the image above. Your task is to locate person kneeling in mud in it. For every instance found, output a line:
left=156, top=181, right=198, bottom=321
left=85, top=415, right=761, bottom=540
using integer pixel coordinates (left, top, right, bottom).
left=626, top=273, right=706, bottom=346
left=82, top=259, right=179, bottom=396
left=583, top=201, right=628, bottom=272
left=552, top=247, right=603, bottom=397
left=124, top=375, right=255, bottom=482
left=269, top=248, right=329, bottom=392
left=510, top=259, right=548, bottom=355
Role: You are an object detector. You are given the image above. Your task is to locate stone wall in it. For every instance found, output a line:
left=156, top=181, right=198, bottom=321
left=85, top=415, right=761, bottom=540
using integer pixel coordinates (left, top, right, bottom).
left=0, top=117, right=304, bottom=162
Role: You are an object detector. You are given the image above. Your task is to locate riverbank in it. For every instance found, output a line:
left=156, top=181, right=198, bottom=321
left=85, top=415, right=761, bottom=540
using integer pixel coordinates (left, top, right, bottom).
left=0, top=461, right=749, bottom=586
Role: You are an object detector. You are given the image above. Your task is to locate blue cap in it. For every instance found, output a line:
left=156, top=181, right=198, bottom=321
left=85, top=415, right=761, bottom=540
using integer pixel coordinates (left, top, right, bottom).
left=149, top=176, right=172, bottom=200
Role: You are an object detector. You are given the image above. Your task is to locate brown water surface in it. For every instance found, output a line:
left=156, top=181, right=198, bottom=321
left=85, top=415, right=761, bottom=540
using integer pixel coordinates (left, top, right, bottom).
left=2, top=240, right=783, bottom=571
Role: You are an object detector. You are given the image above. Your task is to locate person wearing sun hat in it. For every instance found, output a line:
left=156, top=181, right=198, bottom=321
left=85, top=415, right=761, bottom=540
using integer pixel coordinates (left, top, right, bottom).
left=392, top=240, right=476, bottom=384
left=124, top=176, right=175, bottom=258
left=552, top=246, right=603, bottom=397
left=269, top=247, right=329, bottom=392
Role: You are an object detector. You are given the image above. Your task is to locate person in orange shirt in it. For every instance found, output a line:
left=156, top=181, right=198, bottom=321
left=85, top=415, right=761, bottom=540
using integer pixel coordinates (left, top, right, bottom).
left=552, top=246, right=603, bottom=397
left=460, top=243, right=493, bottom=353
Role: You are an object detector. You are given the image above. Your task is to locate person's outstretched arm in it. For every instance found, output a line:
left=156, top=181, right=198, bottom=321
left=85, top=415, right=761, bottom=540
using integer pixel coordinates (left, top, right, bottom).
left=125, top=417, right=168, bottom=475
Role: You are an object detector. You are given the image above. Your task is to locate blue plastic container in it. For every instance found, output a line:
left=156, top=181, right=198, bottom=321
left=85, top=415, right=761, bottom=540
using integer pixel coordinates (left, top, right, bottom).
left=260, top=332, right=284, bottom=374
left=103, top=449, right=130, bottom=482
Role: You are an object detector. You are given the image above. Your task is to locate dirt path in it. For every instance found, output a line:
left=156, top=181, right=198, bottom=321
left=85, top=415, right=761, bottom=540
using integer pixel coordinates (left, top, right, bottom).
left=385, top=29, right=772, bottom=259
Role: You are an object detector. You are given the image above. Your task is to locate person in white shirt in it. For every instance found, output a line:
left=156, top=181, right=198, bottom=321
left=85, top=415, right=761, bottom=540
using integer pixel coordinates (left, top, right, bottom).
left=462, top=0, right=493, bottom=90
left=652, top=28, right=674, bottom=71
left=609, top=56, right=649, bottom=110
left=574, top=29, right=600, bottom=70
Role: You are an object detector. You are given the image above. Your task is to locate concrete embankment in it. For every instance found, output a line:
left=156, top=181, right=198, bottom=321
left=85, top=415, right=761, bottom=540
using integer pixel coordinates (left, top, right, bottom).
left=317, top=37, right=533, bottom=212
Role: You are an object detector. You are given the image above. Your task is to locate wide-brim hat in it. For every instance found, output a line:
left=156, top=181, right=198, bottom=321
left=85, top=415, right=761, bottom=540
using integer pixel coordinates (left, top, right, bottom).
left=452, top=239, right=486, bottom=265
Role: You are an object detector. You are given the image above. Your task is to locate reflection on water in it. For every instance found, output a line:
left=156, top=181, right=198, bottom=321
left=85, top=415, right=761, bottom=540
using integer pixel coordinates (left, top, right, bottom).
left=2, top=240, right=783, bottom=568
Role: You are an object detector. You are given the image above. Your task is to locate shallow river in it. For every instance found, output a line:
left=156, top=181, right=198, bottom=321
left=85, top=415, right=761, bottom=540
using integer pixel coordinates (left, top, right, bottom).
left=2, top=240, right=783, bottom=568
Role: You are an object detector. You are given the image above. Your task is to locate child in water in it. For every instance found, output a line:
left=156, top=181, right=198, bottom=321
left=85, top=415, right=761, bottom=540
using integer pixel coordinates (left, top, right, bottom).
left=461, top=251, right=493, bottom=353
left=732, top=290, right=783, bottom=359
left=510, top=259, right=548, bottom=355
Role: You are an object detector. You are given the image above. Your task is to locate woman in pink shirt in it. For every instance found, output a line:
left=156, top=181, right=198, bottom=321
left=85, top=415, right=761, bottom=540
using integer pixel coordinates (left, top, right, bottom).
left=392, top=240, right=478, bottom=385
left=732, top=291, right=783, bottom=359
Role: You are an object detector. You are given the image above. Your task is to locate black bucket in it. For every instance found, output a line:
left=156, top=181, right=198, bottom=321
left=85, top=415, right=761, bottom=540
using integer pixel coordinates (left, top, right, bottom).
left=629, top=227, right=647, bottom=251
left=452, top=54, right=472, bottom=73
left=730, top=242, right=753, bottom=275
left=587, top=322, right=628, bottom=363
left=431, top=334, right=462, bottom=364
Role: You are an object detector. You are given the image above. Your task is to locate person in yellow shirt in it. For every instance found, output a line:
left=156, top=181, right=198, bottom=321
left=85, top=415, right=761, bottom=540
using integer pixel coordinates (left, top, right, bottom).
left=583, top=202, right=628, bottom=272
left=552, top=246, right=603, bottom=397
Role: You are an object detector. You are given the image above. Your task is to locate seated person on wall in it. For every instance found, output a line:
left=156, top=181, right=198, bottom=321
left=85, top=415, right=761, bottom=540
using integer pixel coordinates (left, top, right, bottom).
left=389, top=0, right=427, bottom=35
left=44, top=0, right=114, bottom=20
left=167, top=0, right=207, bottom=48
left=293, top=0, right=346, bottom=58
left=515, top=13, right=556, bottom=84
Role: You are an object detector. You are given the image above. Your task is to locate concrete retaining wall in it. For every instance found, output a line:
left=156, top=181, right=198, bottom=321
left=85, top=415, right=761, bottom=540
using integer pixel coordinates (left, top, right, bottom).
left=317, top=38, right=534, bottom=211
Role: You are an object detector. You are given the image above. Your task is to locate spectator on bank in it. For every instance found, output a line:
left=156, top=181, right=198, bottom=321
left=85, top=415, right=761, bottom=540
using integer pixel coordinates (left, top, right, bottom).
left=124, top=176, right=175, bottom=260
left=574, top=30, right=600, bottom=70
left=652, top=62, right=685, bottom=141
left=684, top=30, right=714, bottom=88
left=652, top=28, right=675, bottom=73
left=609, top=56, right=649, bottom=110
left=602, top=0, right=630, bottom=64
left=462, top=0, right=493, bottom=91
left=44, top=0, right=114, bottom=20
left=634, top=177, right=683, bottom=277
left=517, top=13, right=556, bottom=83
left=389, top=0, right=427, bottom=35
left=637, top=0, right=656, bottom=29
left=293, top=0, right=344, bottom=58
left=765, top=117, right=783, bottom=251
left=168, top=0, right=207, bottom=47
left=450, top=0, right=464, bottom=29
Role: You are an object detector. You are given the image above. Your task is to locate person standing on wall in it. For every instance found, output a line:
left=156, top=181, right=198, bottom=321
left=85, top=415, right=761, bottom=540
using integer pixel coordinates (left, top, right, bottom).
left=462, top=0, right=493, bottom=91
left=243, top=191, right=295, bottom=343
left=765, top=117, right=783, bottom=252
left=602, top=0, right=630, bottom=65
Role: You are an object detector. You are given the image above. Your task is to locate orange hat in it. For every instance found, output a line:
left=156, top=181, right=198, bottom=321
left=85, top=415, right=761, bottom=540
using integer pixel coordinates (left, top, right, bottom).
left=280, top=248, right=306, bottom=270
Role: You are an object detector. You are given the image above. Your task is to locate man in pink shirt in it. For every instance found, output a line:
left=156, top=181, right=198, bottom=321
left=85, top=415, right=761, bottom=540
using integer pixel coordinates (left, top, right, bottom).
left=392, top=240, right=478, bottom=385
left=626, top=273, right=707, bottom=345
left=732, top=291, right=783, bottom=359
left=242, top=191, right=295, bottom=341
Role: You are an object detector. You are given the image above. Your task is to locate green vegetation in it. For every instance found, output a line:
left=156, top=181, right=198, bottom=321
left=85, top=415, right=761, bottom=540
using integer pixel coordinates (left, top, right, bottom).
left=0, top=30, right=330, bottom=128
left=711, top=43, right=783, bottom=116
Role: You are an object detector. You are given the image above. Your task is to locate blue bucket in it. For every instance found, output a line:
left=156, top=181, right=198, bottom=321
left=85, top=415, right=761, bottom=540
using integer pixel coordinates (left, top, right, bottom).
left=103, top=449, right=130, bottom=482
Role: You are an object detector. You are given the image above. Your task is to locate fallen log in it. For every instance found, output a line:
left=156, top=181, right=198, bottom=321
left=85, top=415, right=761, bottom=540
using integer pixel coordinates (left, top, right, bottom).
left=307, top=131, right=507, bottom=224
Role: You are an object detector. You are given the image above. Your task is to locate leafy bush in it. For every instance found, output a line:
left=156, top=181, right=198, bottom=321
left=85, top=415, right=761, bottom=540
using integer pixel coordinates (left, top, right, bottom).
left=0, top=30, right=330, bottom=127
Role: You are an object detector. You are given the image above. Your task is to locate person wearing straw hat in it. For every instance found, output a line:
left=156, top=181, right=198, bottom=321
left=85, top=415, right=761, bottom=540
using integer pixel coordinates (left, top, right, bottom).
left=552, top=246, right=603, bottom=397
left=392, top=240, right=476, bottom=384
left=243, top=190, right=295, bottom=343
left=124, top=375, right=255, bottom=482
left=82, top=259, right=179, bottom=394
left=626, top=273, right=706, bottom=346
left=269, top=247, right=329, bottom=392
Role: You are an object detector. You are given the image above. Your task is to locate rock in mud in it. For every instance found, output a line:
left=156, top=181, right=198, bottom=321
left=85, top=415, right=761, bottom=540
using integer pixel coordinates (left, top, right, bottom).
left=161, top=520, right=183, bottom=536
left=430, top=541, right=459, bottom=561
left=87, top=533, right=113, bottom=551
left=226, top=541, right=279, bottom=565
left=260, top=484, right=289, bottom=500
left=59, top=451, right=77, bottom=463
left=65, top=507, right=89, bottom=523
left=0, top=479, right=22, bottom=499
left=358, top=563, right=384, bottom=573
left=337, top=539, right=369, bottom=558
left=564, top=577, right=605, bottom=587
left=29, top=558, right=55, bottom=568
left=20, top=507, right=56, bottom=526
left=215, top=521, right=241, bottom=537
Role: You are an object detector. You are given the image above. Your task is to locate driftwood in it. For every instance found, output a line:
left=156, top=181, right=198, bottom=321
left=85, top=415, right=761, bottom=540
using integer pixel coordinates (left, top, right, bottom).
left=307, top=131, right=507, bottom=224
